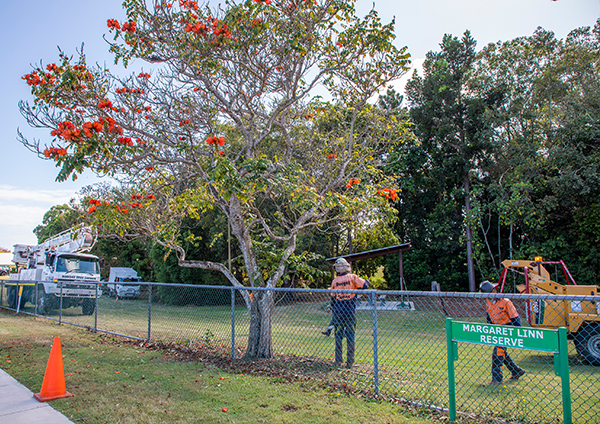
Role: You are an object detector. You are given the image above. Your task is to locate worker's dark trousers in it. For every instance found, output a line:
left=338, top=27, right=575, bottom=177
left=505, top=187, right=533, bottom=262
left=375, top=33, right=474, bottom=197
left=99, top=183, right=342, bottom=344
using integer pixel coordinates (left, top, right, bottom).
left=333, top=313, right=357, bottom=365
left=492, top=346, right=521, bottom=382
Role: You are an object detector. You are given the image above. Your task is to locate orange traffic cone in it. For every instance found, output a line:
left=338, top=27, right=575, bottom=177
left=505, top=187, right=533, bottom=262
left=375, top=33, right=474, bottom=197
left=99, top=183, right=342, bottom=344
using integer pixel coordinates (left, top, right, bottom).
left=33, top=336, right=74, bottom=402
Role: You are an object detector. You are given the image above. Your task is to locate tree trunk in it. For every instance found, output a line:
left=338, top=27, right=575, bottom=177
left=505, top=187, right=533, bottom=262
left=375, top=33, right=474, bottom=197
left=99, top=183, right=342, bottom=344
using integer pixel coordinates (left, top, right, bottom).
left=244, top=290, right=274, bottom=359
left=464, top=178, right=476, bottom=292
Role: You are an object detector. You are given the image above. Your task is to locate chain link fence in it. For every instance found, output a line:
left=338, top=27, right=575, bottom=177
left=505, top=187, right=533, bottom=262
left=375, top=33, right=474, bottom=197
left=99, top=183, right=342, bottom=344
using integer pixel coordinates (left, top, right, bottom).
left=1, top=280, right=599, bottom=423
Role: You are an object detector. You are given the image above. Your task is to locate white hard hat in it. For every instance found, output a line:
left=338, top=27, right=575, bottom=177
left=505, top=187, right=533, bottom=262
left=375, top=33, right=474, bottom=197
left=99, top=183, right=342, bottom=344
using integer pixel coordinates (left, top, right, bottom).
left=334, top=257, right=351, bottom=273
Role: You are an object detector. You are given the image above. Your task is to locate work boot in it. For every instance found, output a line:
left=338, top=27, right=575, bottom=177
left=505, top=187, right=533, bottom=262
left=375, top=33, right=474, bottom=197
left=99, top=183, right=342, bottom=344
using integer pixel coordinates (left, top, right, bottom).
left=321, top=325, right=334, bottom=337
left=510, top=368, right=526, bottom=381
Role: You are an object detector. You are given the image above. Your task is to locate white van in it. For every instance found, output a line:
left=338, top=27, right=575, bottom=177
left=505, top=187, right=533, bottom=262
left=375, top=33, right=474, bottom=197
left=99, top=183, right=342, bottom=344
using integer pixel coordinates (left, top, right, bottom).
left=106, top=267, right=141, bottom=298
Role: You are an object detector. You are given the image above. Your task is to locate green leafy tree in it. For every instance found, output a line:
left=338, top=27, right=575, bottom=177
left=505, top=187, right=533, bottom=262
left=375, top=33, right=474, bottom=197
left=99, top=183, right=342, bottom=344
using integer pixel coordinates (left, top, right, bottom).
left=18, top=0, right=410, bottom=358
left=34, top=202, right=86, bottom=243
left=473, top=20, right=600, bottom=283
left=404, top=31, right=496, bottom=291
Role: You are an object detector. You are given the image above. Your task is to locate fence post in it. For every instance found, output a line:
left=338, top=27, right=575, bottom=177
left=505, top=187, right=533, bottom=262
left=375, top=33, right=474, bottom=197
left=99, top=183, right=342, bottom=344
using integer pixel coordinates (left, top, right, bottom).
left=446, top=318, right=457, bottom=421
left=59, top=281, right=63, bottom=324
left=15, top=282, right=21, bottom=314
left=147, top=283, right=152, bottom=341
left=371, top=291, right=379, bottom=395
left=231, top=288, right=235, bottom=360
left=94, top=282, right=98, bottom=332
left=558, top=327, right=572, bottom=424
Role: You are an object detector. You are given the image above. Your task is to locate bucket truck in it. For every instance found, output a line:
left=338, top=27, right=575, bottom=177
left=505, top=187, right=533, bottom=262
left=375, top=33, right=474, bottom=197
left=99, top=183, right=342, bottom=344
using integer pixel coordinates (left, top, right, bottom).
left=6, top=226, right=101, bottom=315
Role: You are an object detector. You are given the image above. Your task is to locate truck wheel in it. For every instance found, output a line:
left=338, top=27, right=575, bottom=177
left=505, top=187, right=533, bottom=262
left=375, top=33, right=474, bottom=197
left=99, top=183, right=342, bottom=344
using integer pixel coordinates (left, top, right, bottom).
left=82, top=299, right=95, bottom=316
left=7, top=288, right=26, bottom=309
left=575, top=324, right=600, bottom=366
left=37, top=293, right=51, bottom=315
left=7, top=288, right=17, bottom=309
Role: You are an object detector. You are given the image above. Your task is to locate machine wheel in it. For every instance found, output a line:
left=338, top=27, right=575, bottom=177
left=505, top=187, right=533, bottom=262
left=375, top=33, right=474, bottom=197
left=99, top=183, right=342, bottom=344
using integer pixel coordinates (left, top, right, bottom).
left=575, top=324, right=600, bottom=366
left=82, top=298, right=95, bottom=316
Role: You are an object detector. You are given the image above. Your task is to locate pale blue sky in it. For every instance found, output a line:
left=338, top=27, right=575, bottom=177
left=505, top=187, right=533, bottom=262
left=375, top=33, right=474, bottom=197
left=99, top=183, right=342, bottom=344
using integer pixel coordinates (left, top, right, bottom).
left=0, top=0, right=598, bottom=250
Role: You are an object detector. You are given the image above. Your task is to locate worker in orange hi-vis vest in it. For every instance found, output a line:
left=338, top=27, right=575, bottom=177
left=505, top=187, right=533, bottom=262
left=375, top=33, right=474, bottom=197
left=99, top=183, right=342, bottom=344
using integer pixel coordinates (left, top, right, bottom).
left=325, top=258, right=369, bottom=368
left=480, top=280, right=526, bottom=385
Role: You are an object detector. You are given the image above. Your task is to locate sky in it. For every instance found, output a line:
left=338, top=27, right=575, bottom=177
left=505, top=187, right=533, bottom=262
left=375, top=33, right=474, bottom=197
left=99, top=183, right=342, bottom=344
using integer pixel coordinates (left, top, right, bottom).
left=0, top=0, right=598, bottom=253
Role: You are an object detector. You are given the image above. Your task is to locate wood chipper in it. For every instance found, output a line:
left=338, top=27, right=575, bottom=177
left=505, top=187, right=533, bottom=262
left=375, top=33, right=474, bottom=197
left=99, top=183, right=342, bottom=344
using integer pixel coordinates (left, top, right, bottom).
left=497, top=258, right=600, bottom=365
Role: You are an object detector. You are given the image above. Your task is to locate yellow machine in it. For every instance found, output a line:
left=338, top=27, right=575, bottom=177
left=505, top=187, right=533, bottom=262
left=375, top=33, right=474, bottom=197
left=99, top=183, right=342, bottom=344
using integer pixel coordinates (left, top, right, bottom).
left=499, top=259, right=600, bottom=365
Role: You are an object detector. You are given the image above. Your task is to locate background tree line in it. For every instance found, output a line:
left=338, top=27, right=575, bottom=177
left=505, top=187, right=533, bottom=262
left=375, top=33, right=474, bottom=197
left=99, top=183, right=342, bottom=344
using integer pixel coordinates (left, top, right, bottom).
left=32, top=18, right=600, bottom=293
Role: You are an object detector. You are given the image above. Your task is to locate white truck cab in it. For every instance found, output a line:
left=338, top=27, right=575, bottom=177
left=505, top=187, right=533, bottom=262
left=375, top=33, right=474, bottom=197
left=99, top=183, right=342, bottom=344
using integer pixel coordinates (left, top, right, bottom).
left=106, top=267, right=141, bottom=298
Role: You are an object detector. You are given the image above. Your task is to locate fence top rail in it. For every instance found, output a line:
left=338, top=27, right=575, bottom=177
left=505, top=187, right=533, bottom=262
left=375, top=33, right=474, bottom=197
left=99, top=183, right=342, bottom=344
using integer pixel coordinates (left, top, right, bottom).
left=5, top=280, right=600, bottom=302
left=138, top=282, right=600, bottom=302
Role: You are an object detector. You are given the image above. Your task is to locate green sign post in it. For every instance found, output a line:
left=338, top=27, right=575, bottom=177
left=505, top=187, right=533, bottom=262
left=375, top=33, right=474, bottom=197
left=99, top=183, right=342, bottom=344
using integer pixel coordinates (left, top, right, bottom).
left=446, top=318, right=572, bottom=424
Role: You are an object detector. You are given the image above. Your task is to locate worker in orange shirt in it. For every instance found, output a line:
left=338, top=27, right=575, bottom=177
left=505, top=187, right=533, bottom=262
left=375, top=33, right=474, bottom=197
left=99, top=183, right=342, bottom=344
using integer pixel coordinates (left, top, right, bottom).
left=480, top=280, right=526, bottom=385
left=326, top=258, right=369, bottom=368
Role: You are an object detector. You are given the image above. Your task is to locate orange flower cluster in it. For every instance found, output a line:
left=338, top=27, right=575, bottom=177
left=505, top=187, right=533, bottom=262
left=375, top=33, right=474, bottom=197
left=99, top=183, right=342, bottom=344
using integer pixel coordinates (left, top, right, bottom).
left=117, top=137, right=134, bottom=146
left=131, top=194, right=156, bottom=201
left=180, top=119, right=191, bottom=126
left=378, top=188, right=398, bottom=201
left=50, top=121, right=75, bottom=137
left=87, top=198, right=109, bottom=214
left=82, top=121, right=104, bottom=137
left=206, top=136, right=225, bottom=146
left=24, top=62, right=92, bottom=91
left=138, top=72, right=151, bottom=79
left=50, top=119, right=106, bottom=144
left=121, top=21, right=137, bottom=33
left=107, top=19, right=120, bottom=30
left=182, top=16, right=233, bottom=41
left=98, top=116, right=124, bottom=135
left=180, top=0, right=199, bottom=9
left=254, top=0, right=272, bottom=4
left=115, top=87, right=144, bottom=95
left=23, top=71, right=55, bottom=87
left=98, top=99, right=113, bottom=109
left=87, top=196, right=155, bottom=215
left=43, top=147, right=68, bottom=158
left=212, top=22, right=232, bottom=39
left=346, top=178, right=359, bottom=188
left=327, top=154, right=337, bottom=159
left=185, top=22, right=207, bottom=34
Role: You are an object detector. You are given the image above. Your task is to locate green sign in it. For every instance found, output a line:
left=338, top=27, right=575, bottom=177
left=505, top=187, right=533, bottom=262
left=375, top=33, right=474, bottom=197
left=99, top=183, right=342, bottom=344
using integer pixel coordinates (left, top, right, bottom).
left=451, top=321, right=559, bottom=353
left=446, top=319, right=571, bottom=424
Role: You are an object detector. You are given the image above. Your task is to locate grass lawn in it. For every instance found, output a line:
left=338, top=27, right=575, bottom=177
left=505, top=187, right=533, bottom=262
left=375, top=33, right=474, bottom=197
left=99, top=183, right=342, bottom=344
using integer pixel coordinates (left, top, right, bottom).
left=0, top=309, right=448, bottom=424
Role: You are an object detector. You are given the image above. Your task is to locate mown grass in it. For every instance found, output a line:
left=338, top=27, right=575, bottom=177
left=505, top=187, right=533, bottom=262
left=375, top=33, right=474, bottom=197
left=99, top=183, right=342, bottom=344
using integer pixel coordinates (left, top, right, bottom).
left=0, top=309, right=441, bottom=424
left=4, top=288, right=600, bottom=423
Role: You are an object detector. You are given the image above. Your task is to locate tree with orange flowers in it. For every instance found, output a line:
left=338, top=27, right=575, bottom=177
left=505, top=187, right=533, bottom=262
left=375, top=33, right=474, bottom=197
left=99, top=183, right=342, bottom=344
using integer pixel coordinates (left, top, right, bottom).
left=19, top=0, right=410, bottom=358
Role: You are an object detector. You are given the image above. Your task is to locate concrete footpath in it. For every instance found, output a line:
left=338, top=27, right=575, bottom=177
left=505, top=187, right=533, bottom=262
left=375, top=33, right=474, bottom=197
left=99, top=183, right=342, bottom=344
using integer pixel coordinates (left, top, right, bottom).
left=0, top=368, right=74, bottom=424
